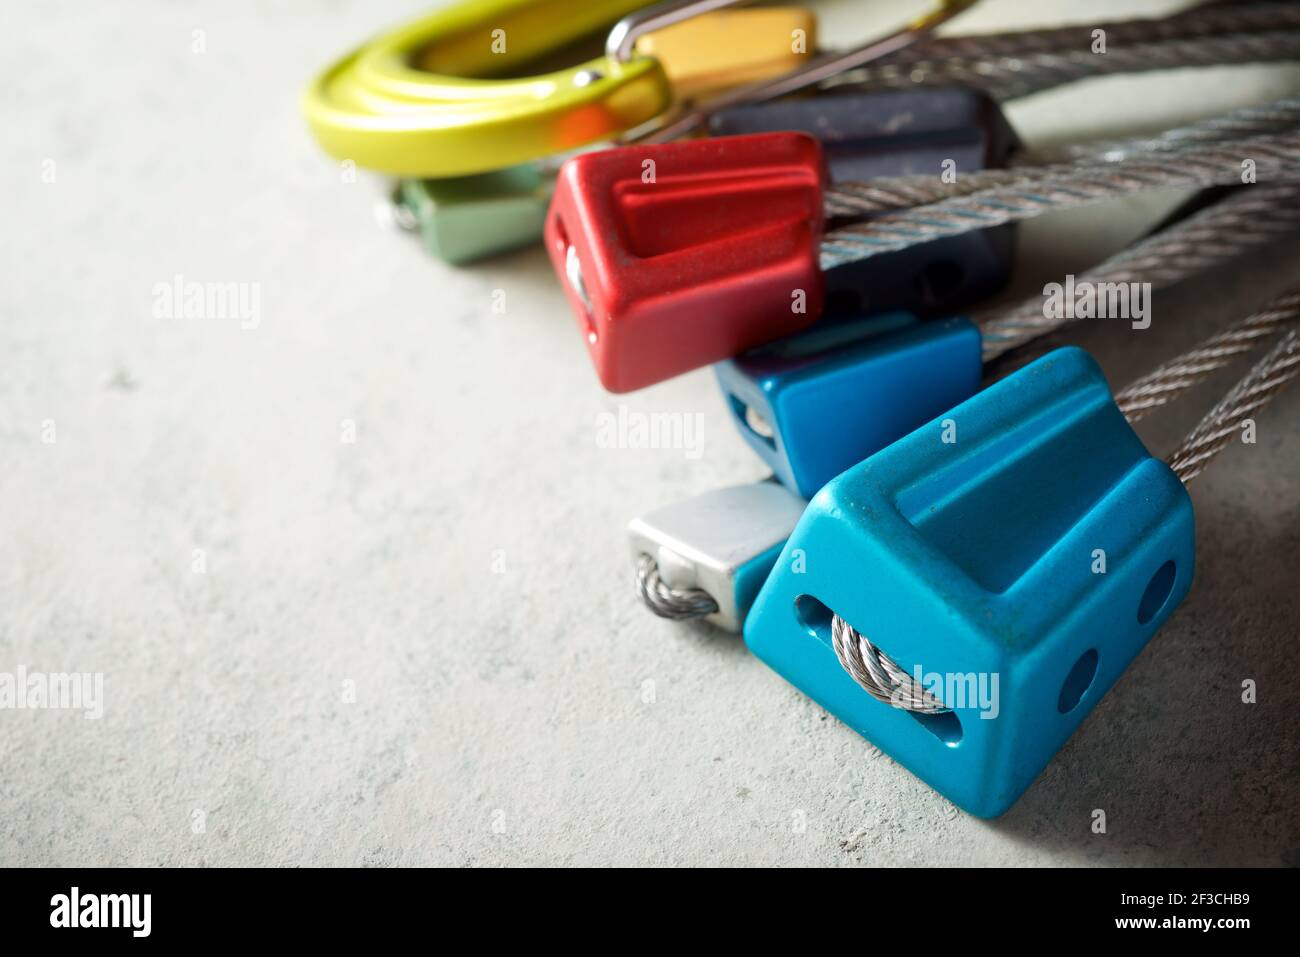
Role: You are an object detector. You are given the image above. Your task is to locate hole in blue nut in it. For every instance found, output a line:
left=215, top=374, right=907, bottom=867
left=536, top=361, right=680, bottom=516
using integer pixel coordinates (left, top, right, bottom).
left=912, top=709, right=963, bottom=746
left=794, top=594, right=832, bottom=645
left=729, top=395, right=776, bottom=449
left=1058, top=648, right=1099, bottom=714
left=1137, top=560, right=1177, bottom=625
left=793, top=595, right=963, bottom=746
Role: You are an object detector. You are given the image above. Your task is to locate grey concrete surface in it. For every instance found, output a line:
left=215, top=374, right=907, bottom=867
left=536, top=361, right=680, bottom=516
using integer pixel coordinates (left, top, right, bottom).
left=1, top=1, right=1297, bottom=867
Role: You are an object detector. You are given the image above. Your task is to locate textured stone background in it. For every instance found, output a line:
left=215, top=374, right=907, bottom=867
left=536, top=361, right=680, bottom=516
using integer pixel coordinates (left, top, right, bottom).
left=1, top=0, right=1297, bottom=866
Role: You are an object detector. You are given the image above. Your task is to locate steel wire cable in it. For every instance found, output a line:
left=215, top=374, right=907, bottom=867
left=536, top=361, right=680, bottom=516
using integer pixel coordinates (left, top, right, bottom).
left=1114, top=290, right=1300, bottom=420
left=1013, top=96, right=1300, bottom=167
left=826, top=31, right=1300, bottom=101
left=1166, top=324, right=1300, bottom=482
left=635, top=554, right=719, bottom=620
left=853, top=3, right=1300, bottom=66
left=831, top=615, right=948, bottom=713
left=818, top=129, right=1300, bottom=271
left=822, top=4, right=1300, bottom=101
left=973, top=183, right=1300, bottom=361
left=822, top=97, right=1300, bottom=218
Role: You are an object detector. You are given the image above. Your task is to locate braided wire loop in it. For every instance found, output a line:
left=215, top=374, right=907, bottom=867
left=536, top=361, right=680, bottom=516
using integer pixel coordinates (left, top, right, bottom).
left=823, top=4, right=1300, bottom=100
left=1116, top=290, right=1300, bottom=421
left=825, top=168, right=1024, bottom=218
left=871, top=3, right=1300, bottom=64
left=824, top=97, right=1300, bottom=220
left=819, top=129, right=1300, bottom=271
left=1167, top=327, right=1300, bottom=484
left=974, top=184, right=1300, bottom=361
left=1016, top=96, right=1300, bottom=167
left=830, top=615, right=948, bottom=714
left=832, top=32, right=1300, bottom=101
left=635, top=554, right=718, bottom=621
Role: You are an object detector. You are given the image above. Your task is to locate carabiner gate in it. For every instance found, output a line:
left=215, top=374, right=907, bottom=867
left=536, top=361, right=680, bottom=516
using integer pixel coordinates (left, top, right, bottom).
left=304, top=0, right=820, bottom=178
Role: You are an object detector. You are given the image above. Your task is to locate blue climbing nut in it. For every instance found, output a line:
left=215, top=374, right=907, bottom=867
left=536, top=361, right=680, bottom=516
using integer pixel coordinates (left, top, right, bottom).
left=743, top=346, right=1196, bottom=818
left=715, top=312, right=983, bottom=499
